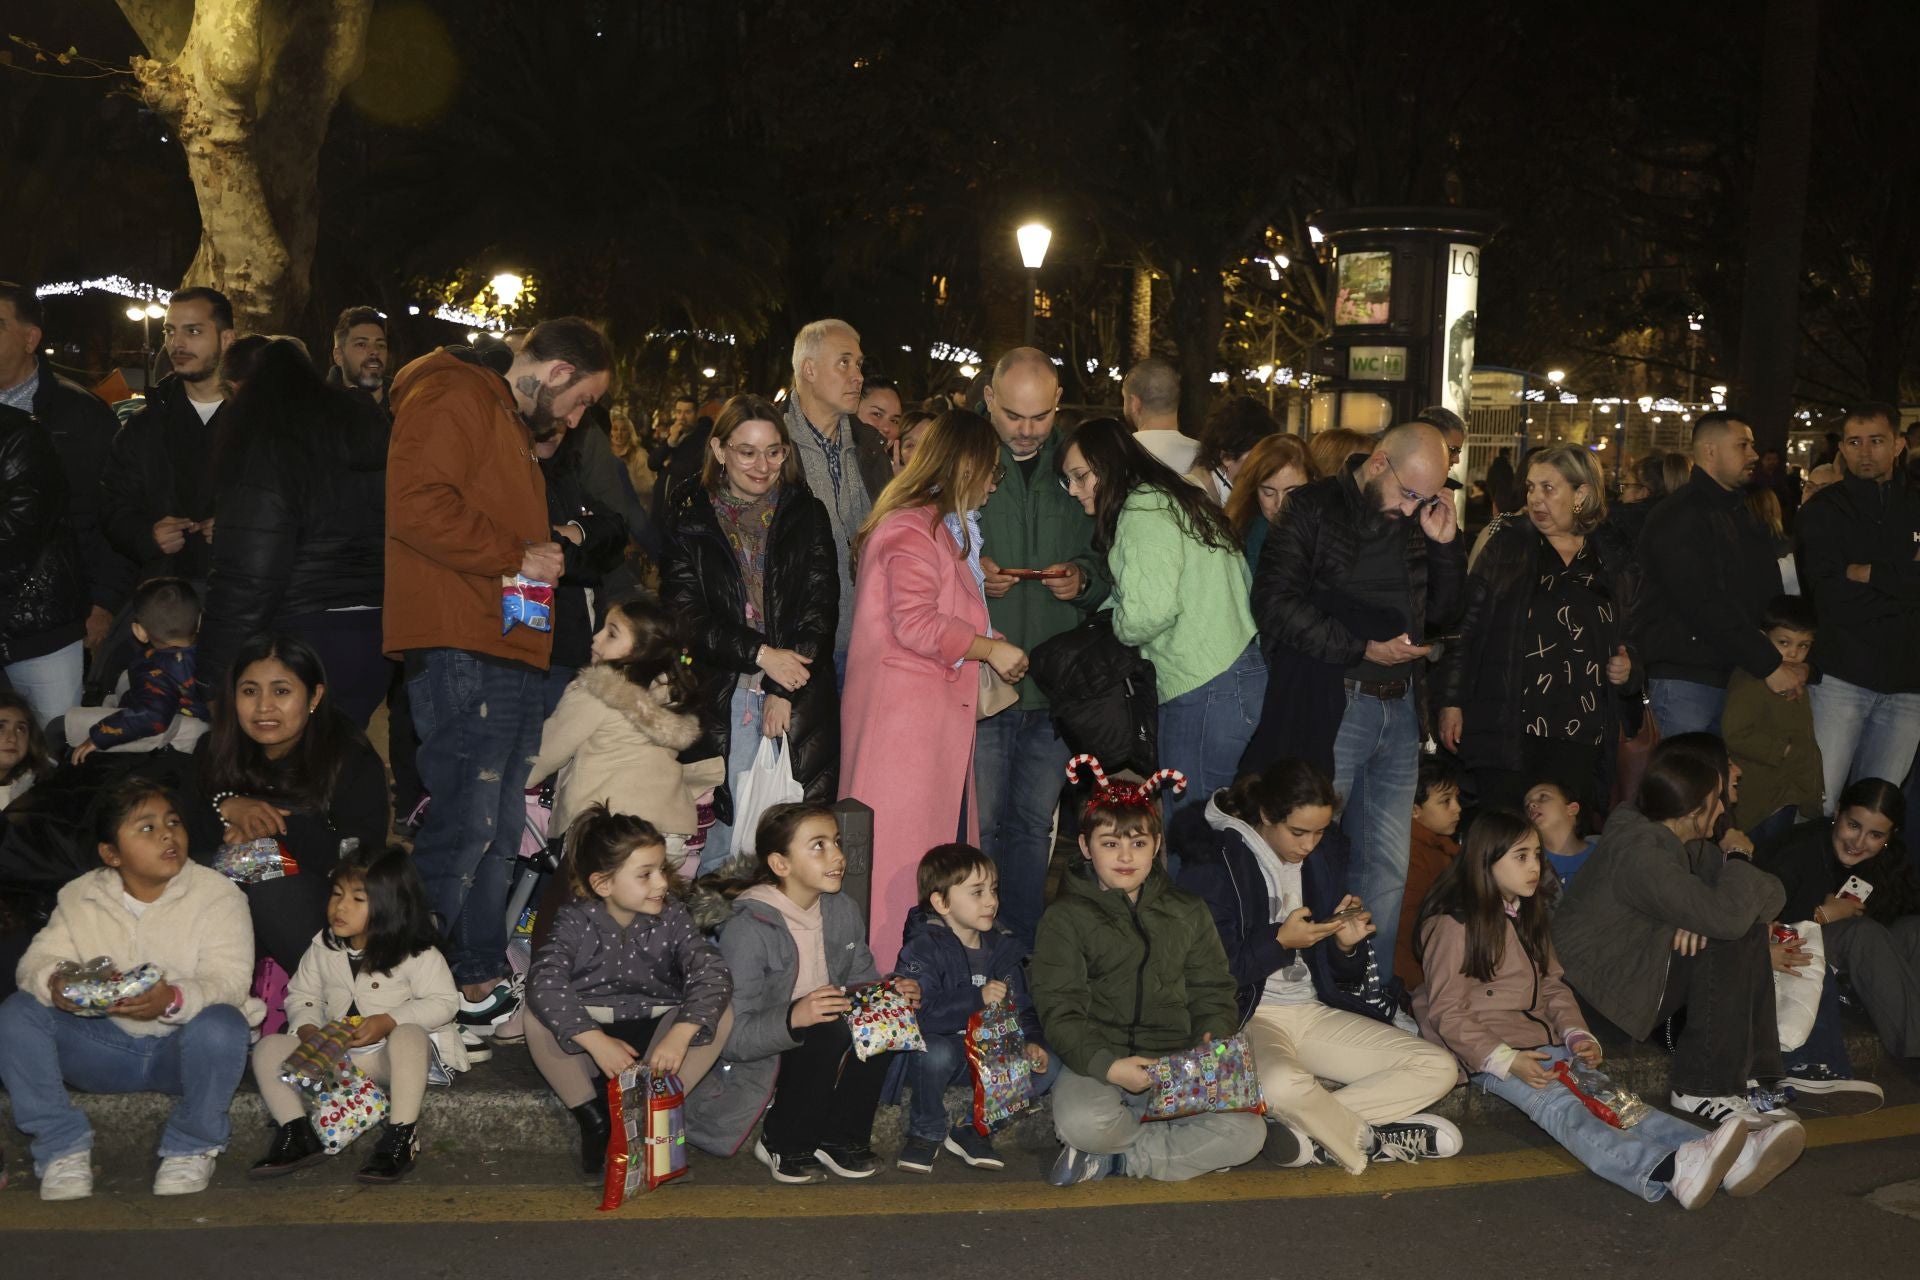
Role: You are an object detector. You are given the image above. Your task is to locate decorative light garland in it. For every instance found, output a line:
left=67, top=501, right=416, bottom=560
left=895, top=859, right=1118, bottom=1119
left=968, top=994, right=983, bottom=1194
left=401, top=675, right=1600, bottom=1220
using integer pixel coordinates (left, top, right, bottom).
left=35, top=276, right=172, bottom=304
left=433, top=304, right=506, bottom=332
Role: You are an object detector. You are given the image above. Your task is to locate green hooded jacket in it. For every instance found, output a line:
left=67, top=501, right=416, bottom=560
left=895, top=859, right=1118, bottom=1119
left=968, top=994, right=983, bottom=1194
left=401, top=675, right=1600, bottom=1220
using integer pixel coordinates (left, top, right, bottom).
left=1029, top=859, right=1241, bottom=1082
left=976, top=430, right=1110, bottom=710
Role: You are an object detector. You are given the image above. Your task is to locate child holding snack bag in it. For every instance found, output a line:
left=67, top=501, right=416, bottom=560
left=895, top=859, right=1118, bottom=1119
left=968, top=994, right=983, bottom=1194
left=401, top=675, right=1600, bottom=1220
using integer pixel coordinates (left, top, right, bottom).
left=689, top=803, right=920, bottom=1183
left=892, top=843, right=1055, bottom=1174
left=249, top=845, right=458, bottom=1184
left=0, top=777, right=256, bottom=1201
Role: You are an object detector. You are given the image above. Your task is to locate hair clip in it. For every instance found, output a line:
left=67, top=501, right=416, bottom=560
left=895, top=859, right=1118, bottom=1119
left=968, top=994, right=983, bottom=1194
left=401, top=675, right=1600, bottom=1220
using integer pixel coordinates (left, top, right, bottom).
left=1064, top=754, right=1187, bottom=813
left=677, top=648, right=693, bottom=666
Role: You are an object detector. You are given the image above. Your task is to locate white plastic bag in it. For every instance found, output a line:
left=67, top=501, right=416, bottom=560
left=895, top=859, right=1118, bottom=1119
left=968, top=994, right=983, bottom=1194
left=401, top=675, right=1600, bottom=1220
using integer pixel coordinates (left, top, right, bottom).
left=730, top=734, right=804, bottom=858
left=1773, top=920, right=1826, bottom=1053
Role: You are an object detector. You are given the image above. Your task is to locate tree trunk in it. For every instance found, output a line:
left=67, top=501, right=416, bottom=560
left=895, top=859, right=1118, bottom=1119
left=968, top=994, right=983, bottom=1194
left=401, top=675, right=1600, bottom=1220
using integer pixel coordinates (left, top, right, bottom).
left=1169, top=261, right=1226, bottom=431
left=1129, top=265, right=1153, bottom=364
left=1734, top=0, right=1820, bottom=453
left=118, top=0, right=374, bottom=332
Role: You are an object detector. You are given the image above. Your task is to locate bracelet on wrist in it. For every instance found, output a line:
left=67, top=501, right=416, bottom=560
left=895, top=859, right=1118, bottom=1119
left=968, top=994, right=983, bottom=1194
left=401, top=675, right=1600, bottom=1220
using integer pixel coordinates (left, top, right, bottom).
left=210, top=791, right=238, bottom=817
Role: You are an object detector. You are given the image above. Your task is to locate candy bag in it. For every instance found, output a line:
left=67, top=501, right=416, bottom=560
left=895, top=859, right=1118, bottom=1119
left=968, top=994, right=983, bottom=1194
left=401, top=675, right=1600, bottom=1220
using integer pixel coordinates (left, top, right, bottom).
left=599, top=1067, right=686, bottom=1210
left=212, top=836, right=300, bottom=884
left=54, top=956, right=163, bottom=1015
left=279, top=1019, right=357, bottom=1095
left=844, top=979, right=926, bottom=1061
left=965, top=1001, right=1035, bottom=1135
left=308, top=1062, right=390, bottom=1154
left=1142, top=1036, right=1265, bottom=1121
left=501, top=574, right=555, bottom=635
left=1551, top=1057, right=1650, bottom=1129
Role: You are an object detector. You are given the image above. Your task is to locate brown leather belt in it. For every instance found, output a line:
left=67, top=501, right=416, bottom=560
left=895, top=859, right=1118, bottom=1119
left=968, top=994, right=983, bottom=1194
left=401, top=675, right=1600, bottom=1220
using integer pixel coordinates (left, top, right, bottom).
left=1345, top=677, right=1409, bottom=700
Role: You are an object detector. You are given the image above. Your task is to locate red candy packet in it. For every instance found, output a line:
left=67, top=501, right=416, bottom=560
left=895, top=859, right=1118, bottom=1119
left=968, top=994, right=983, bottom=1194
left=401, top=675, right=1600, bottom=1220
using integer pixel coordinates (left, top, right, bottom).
left=965, top=1001, right=1035, bottom=1135
left=599, top=1067, right=687, bottom=1210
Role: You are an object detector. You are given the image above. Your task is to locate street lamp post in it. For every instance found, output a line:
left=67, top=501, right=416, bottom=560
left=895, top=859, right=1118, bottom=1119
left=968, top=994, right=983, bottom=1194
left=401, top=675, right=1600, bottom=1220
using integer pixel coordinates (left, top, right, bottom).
left=1017, top=222, right=1051, bottom=347
left=125, top=301, right=166, bottom=389
left=1545, top=368, right=1565, bottom=442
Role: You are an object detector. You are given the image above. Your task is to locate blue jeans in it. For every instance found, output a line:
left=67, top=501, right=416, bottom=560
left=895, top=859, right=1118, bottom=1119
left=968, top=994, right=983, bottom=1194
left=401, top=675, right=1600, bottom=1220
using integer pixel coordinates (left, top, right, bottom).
left=703, top=683, right=768, bottom=873
left=1810, top=675, right=1920, bottom=813
left=1331, top=685, right=1419, bottom=984
left=3, top=638, right=84, bottom=729
left=408, top=648, right=546, bottom=985
left=1158, top=644, right=1268, bottom=866
left=975, top=708, right=1072, bottom=948
left=1475, top=1045, right=1705, bottom=1202
left=0, top=994, right=250, bottom=1173
left=1648, top=678, right=1727, bottom=739
left=905, top=1029, right=1060, bottom=1142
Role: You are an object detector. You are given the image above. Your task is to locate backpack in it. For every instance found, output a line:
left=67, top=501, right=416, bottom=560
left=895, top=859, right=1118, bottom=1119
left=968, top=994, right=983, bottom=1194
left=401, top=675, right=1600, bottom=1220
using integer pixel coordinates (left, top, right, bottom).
left=1030, top=611, right=1159, bottom=777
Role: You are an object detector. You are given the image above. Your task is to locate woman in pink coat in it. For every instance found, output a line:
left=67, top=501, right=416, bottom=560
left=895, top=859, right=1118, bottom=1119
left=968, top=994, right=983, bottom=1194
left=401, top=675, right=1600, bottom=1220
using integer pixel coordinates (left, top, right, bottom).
left=840, top=411, right=1030, bottom=969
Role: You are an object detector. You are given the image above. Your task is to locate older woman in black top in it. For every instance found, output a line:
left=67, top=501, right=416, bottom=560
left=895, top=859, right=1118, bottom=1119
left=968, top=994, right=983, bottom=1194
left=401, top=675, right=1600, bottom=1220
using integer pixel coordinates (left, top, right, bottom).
left=1439, top=444, right=1641, bottom=813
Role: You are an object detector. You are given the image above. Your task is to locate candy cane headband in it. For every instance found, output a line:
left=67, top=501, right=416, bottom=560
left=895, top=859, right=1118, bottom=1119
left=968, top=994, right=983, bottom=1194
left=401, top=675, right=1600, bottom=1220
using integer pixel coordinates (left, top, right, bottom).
left=1064, top=754, right=1187, bottom=813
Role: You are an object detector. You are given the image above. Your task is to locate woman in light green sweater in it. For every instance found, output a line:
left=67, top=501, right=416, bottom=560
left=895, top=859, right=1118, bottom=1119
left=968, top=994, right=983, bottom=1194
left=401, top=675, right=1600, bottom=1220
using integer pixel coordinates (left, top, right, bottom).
left=1059, top=418, right=1268, bottom=853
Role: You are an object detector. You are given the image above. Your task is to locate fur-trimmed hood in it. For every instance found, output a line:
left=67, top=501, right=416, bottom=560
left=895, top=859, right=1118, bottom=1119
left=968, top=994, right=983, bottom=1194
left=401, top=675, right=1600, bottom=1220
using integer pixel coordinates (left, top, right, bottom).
left=572, top=663, right=702, bottom=752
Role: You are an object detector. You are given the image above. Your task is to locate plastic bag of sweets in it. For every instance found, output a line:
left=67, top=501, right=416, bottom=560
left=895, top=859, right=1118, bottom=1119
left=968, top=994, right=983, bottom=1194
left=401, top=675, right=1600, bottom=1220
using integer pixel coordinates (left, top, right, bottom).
left=212, top=836, right=301, bottom=884
left=599, top=1068, right=687, bottom=1210
left=965, top=1001, right=1035, bottom=1135
left=55, top=957, right=163, bottom=1015
left=279, top=1019, right=358, bottom=1095
left=1551, top=1057, right=1651, bottom=1129
left=501, top=574, right=555, bottom=635
left=1142, top=1036, right=1266, bottom=1121
left=309, top=1062, right=390, bottom=1154
left=844, top=979, right=927, bottom=1061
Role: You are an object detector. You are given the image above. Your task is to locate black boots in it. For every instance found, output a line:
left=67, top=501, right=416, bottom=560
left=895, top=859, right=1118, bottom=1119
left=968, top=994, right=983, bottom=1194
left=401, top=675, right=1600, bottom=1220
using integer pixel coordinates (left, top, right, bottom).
left=572, top=1097, right=612, bottom=1177
left=356, top=1121, right=419, bottom=1184
left=249, top=1118, right=326, bottom=1179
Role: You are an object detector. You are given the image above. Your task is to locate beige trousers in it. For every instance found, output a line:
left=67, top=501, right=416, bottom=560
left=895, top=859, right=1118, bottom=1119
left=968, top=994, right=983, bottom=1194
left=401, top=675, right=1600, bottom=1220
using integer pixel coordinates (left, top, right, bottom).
left=1243, top=1000, right=1456, bottom=1173
left=526, top=1005, right=734, bottom=1108
left=253, top=1022, right=432, bottom=1127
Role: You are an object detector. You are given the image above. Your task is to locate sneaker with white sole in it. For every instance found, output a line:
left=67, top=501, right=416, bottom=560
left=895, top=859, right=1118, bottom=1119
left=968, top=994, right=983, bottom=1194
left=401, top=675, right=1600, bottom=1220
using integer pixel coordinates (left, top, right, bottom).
left=153, top=1152, right=218, bottom=1196
left=1666, top=1116, right=1746, bottom=1209
left=456, top=979, right=521, bottom=1031
left=38, top=1150, right=93, bottom=1202
left=1780, top=1064, right=1883, bottom=1100
left=752, top=1137, right=828, bottom=1185
left=1046, top=1142, right=1123, bottom=1186
left=1671, top=1090, right=1769, bottom=1129
left=457, top=1026, right=494, bottom=1064
left=1722, top=1119, right=1805, bottom=1197
left=1369, top=1113, right=1463, bottom=1163
left=1261, top=1117, right=1315, bottom=1168
left=1745, top=1082, right=1800, bottom=1125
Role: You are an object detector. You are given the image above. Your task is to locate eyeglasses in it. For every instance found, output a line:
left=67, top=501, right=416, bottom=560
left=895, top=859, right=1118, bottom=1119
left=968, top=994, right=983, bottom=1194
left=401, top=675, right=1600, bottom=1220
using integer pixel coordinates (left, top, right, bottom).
left=1386, top=455, right=1440, bottom=509
left=1058, top=466, right=1093, bottom=493
left=726, top=444, right=789, bottom=466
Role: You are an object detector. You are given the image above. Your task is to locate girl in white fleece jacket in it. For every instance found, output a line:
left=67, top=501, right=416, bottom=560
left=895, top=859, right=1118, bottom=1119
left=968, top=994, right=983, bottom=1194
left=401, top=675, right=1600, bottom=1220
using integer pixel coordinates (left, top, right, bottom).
left=0, top=777, right=257, bottom=1203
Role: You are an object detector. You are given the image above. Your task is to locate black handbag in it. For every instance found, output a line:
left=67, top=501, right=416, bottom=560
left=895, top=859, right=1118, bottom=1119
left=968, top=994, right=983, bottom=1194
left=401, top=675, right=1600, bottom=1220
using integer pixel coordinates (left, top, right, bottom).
left=1029, top=611, right=1159, bottom=776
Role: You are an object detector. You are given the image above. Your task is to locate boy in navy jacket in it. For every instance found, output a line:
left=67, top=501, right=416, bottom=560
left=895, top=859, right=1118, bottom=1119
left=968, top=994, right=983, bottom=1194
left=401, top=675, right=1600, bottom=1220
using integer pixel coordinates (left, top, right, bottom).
left=891, top=843, right=1055, bottom=1173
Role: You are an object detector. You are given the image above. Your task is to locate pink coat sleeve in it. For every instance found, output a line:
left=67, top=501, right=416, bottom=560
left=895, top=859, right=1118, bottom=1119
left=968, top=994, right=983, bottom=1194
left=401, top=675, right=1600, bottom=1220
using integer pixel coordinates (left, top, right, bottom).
left=876, top=516, right=979, bottom=666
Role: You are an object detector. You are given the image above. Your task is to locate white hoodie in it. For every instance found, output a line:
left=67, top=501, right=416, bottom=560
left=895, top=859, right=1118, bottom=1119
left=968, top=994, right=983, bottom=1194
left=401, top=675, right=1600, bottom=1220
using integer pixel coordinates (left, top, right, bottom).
left=18, top=862, right=261, bottom=1037
left=1204, top=794, right=1317, bottom=1007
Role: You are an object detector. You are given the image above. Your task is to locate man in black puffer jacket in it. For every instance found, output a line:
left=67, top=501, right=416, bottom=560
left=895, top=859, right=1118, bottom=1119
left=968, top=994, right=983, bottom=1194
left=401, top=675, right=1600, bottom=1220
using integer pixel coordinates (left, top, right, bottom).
left=1634, top=412, right=1802, bottom=738
left=1248, top=422, right=1464, bottom=985
left=0, top=403, right=89, bottom=724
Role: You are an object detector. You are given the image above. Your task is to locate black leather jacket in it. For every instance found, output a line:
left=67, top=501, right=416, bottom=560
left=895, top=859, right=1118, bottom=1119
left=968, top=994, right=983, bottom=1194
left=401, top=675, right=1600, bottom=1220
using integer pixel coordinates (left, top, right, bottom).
left=1437, top=515, right=1642, bottom=773
left=198, top=390, right=388, bottom=689
left=100, top=377, right=225, bottom=588
left=1251, top=467, right=1466, bottom=691
left=0, top=404, right=89, bottom=663
left=662, top=479, right=841, bottom=821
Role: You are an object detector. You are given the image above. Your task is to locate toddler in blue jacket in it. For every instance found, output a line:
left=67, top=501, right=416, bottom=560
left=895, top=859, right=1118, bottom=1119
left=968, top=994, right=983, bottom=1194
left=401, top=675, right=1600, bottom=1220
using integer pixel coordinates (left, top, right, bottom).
left=891, top=843, right=1055, bottom=1173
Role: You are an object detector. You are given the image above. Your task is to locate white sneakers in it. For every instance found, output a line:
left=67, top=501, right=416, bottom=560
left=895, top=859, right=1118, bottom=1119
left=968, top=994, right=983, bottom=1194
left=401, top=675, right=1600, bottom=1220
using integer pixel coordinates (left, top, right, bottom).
left=38, top=1150, right=94, bottom=1202
left=152, top=1152, right=219, bottom=1197
left=1668, top=1117, right=1746, bottom=1209
left=1723, top=1120, right=1806, bottom=1197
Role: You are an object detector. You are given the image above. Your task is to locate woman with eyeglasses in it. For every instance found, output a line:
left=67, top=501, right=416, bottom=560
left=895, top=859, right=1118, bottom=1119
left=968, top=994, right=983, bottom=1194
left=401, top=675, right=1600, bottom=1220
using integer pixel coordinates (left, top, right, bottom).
left=841, top=410, right=1024, bottom=969
left=663, top=393, right=842, bottom=869
left=1059, top=417, right=1267, bottom=854
left=1438, top=444, right=1641, bottom=816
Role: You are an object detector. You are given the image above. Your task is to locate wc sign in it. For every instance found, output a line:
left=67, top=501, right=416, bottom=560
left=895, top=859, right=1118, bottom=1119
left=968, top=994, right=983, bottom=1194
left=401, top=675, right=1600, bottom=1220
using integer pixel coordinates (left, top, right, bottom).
left=1348, top=345, right=1408, bottom=381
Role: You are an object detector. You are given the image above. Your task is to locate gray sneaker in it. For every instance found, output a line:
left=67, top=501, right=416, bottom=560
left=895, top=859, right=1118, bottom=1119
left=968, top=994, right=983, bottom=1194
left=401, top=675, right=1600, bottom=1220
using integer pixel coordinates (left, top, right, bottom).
left=1047, top=1142, right=1122, bottom=1186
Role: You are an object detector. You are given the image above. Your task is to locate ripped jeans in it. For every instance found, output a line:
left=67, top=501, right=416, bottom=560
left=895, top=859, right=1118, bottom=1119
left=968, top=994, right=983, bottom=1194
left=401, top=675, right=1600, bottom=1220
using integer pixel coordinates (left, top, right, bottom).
left=406, top=647, right=546, bottom=985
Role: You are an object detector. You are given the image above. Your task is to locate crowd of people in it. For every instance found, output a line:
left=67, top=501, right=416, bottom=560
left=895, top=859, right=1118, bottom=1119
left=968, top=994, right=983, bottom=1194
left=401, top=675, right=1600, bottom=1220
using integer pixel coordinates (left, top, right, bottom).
left=0, top=280, right=1916, bottom=1210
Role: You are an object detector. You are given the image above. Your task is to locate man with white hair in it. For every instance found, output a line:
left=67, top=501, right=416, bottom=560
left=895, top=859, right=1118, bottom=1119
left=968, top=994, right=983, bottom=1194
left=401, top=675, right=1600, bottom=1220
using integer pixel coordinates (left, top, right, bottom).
left=786, top=319, right=891, bottom=678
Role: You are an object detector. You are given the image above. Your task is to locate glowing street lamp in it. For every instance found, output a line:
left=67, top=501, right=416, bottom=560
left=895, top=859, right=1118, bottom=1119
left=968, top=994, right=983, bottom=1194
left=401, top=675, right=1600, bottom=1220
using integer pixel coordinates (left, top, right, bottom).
left=490, top=272, right=525, bottom=311
left=1016, top=222, right=1051, bottom=345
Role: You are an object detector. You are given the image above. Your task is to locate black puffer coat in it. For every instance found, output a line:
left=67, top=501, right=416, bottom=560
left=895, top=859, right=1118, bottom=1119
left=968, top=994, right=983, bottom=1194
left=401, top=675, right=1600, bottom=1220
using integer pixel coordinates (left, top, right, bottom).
left=1437, top=515, right=1643, bottom=774
left=99, top=376, right=224, bottom=588
left=1251, top=466, right=1466, bottom=689
left=0, top=404, right=88, bottom=665
left=199, top=388, right=389, bottom=689
left=662, top=479, right=840, bottom=822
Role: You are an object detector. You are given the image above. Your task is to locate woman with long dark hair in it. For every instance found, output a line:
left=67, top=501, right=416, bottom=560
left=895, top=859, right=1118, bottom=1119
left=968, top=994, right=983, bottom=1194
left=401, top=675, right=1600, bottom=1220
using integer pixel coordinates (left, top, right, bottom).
left=1552, top=733, right=1797, bottom=1128
left=189, top=632, right=390, bottom=970
left=199, top=341, right=391, bottom=725
left=1060, top=417, right=1267, bottom=848
left=663, top=393, right=841, bottom=869
left=842, top=410, right=1024, bottom=969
